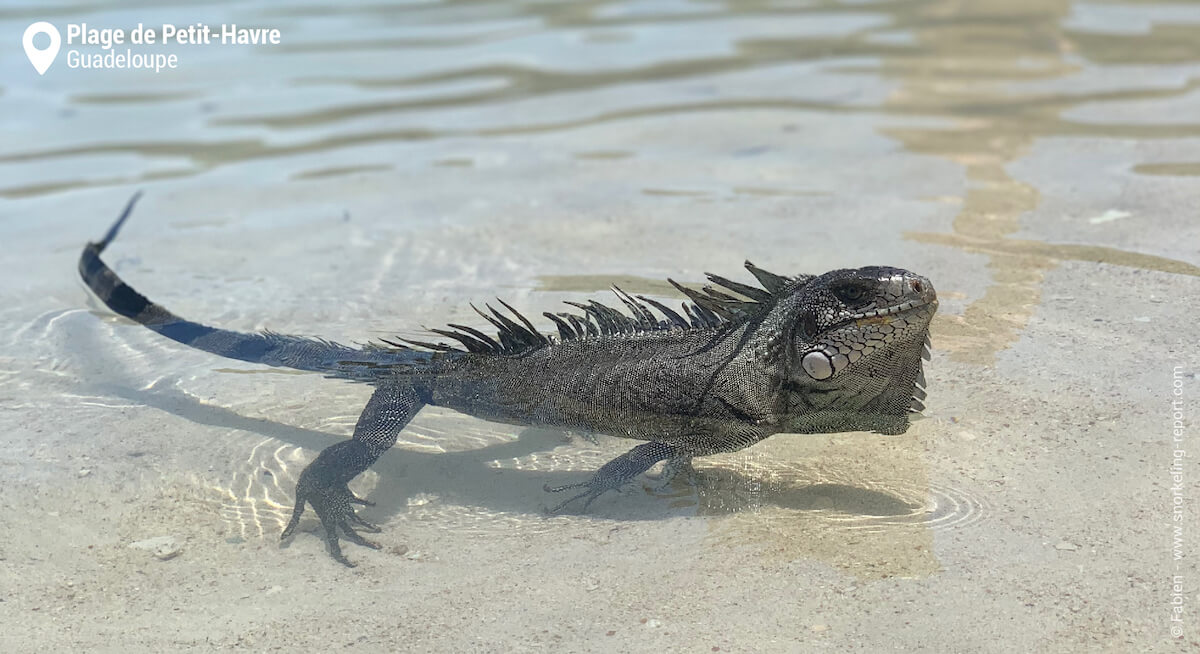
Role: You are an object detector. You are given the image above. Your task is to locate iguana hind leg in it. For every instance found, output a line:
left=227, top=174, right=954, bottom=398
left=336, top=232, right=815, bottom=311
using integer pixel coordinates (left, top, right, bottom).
left=544, top=441, right=679, bottom=513
left=281, top=383, right=424, bottom=567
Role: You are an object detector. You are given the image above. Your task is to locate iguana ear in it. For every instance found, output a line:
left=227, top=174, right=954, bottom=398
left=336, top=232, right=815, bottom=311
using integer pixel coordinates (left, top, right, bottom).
left=798, top=311, right=819, bottom=340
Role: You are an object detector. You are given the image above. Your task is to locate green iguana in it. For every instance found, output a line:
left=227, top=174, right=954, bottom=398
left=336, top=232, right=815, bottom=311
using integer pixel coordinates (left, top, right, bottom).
left=78, top=194, right=937, bottom=566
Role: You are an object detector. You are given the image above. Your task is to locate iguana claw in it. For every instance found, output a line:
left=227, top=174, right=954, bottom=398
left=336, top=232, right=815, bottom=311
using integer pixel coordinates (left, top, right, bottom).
left=280, top=440, right=381, bottom=567
left=543, top=479, right=622, bottom=514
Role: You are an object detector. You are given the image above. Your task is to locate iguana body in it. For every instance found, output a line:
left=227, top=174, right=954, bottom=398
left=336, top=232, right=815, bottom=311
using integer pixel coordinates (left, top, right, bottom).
left=79, top=194, right=937, bottom=566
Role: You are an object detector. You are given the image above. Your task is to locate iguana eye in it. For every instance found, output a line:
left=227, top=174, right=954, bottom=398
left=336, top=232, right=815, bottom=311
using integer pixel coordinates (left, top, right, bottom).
left=833, top=283, right=869, bottom=304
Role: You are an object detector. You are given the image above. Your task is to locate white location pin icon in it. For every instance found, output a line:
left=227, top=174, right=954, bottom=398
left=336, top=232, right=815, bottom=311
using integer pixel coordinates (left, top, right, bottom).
left=23, top=22, right=62, bottom=75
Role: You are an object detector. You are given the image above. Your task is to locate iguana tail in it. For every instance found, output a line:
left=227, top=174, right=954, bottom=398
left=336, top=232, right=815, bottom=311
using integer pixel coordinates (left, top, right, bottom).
left=78, top=193, right=434, bottom=382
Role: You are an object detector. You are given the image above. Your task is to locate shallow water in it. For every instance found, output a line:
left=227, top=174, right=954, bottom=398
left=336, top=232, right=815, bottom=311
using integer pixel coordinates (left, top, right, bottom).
left=2, top=0, right=1199, bottom=651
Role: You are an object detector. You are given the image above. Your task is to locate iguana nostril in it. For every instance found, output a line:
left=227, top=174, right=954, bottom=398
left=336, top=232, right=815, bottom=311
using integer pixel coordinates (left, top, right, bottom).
left=912, top=280, right=923, bottom=293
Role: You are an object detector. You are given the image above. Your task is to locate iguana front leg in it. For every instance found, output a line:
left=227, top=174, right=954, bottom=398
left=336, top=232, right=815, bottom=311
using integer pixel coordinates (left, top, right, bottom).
left=545, top=424, right=768, bottom=513
left=281, top=383, right=424, bottom=566
left=544, top=441, right=680, bottom=513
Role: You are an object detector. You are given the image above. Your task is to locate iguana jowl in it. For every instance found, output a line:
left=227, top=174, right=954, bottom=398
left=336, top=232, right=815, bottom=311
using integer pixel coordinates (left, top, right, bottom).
left=78, top=195, right=937, bottom=566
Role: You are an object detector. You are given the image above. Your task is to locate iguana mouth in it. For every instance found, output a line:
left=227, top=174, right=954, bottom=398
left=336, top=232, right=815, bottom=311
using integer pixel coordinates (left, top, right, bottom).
left=821, top=296, right=937, bottom=334
left=847, top=296, right=936, bottom=322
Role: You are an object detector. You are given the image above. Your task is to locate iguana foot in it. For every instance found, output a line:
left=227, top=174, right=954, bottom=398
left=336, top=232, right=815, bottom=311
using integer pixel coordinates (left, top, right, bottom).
left=281, top=440, right=381, bottom=567
left=543, top=478, right=623, bottom=514
left=543, top=441, right=677, bottom=514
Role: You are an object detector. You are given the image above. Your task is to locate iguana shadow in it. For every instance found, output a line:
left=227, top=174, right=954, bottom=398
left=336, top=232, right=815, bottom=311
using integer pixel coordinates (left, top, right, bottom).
left=102, top=379, right=911, bottom=525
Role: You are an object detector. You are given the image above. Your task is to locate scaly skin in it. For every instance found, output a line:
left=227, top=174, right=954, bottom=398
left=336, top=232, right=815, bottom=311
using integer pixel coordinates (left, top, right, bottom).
left=79, top=194, right=937, bottom=566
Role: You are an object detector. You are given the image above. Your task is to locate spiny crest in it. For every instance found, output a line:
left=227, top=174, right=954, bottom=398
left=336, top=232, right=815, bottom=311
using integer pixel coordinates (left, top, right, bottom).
left=383, top=261, right=802, bottom=355
left=910, top=333, right=932, bottom=414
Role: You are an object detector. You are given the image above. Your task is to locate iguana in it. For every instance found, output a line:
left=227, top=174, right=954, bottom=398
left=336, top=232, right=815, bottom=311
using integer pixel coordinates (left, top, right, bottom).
left=78, top=194, right=937, bottom=566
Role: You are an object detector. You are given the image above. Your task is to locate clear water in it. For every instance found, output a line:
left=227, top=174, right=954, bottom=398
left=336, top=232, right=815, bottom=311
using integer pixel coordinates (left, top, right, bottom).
left=1, top=0, right=1198, bottom=651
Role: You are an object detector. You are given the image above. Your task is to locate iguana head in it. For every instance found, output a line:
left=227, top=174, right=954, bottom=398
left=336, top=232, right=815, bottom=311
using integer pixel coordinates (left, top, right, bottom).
left=773, top=266, right=937, bottom=430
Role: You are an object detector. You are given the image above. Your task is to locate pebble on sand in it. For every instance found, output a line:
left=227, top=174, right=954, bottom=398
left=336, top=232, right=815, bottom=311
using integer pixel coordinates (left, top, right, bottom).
left=128, top=536, right=183, bottom=561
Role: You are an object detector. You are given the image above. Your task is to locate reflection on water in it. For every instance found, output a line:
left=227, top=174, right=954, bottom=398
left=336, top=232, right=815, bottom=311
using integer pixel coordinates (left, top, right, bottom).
left=1, top=1, right=1197, bottom=196
left=872, top=0, right=1200, bottom=365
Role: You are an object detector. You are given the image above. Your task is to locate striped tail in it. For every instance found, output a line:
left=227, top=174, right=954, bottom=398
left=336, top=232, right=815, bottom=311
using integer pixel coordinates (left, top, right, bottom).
left=78, top=193, right=433, bottom=382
